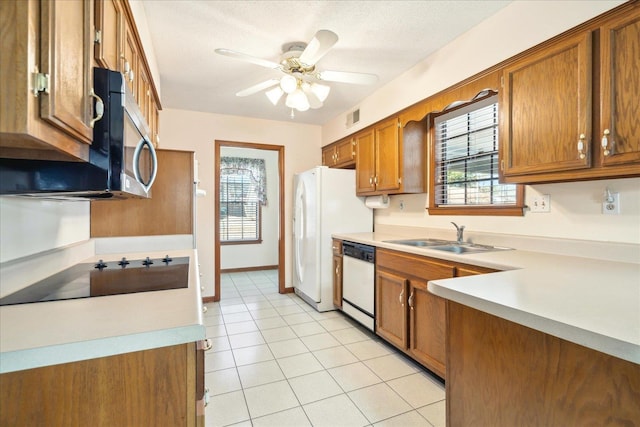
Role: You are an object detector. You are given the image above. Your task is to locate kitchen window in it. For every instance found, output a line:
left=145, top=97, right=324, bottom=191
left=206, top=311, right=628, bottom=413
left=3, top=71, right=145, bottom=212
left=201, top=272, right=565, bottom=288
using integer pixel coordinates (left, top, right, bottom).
left=219, top=157, right=267, bottom=243
left=428, top=93, right=523, bottom=216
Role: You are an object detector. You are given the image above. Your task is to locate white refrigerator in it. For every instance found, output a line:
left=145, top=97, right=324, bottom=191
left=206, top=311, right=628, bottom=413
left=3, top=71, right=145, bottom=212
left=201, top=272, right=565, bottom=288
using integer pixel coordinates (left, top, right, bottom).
left=293, top=166, right=373, bottom=311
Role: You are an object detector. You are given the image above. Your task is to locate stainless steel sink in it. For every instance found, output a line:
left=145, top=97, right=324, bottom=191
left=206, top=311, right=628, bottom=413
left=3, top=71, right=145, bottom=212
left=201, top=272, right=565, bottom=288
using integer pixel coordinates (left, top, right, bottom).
left=384, top=239, right=512, bottom=254
left=383, top=238, right=452, bottom=247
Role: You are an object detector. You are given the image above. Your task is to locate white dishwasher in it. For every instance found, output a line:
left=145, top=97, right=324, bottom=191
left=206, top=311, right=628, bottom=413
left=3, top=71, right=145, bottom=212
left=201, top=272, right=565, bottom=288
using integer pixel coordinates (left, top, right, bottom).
left=341, top=241, right=375, bottom=331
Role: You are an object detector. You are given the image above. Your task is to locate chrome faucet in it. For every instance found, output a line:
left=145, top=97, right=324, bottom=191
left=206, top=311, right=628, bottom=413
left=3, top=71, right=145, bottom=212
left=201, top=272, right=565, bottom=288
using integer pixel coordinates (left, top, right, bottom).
left=451, top=222, right=465, bottom=244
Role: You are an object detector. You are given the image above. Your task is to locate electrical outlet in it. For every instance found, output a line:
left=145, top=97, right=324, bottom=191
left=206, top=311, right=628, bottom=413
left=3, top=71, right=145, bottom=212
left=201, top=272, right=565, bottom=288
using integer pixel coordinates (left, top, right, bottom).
left=530, top=195, right=550, bottom=213
left=399, top=200, right=404, bottom=210
left=602, top=192, right=620, bottom=215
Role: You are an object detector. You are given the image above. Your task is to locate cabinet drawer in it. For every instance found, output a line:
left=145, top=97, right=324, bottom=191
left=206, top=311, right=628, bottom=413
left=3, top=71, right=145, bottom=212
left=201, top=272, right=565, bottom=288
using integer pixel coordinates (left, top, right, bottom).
left=377, top=248, right=454, bottom=280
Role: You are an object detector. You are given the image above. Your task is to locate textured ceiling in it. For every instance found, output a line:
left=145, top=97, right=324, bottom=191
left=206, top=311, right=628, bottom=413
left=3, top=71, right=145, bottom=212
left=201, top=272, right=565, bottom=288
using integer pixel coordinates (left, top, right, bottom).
left=142, top=1, right=513, bottom=125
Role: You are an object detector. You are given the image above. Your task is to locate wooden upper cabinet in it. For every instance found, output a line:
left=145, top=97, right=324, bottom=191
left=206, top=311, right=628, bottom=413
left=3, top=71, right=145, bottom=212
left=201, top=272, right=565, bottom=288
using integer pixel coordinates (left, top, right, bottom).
left=501, top=31, right=592, bottom=177
left=122, top=18, right=139, bottom=100
left=1, top=0, right=161, bottom=161
left=355, top=128, right=376, bottom=194
left=598, top=8, right=640, bottom=168
left=334, top=137, right=356, bottom=167
left=40, top=0, right=94, bottom=145
left=322, top=137, right=356, bottom=168
left=0, top=0, right=93, bottom=161
left=94, top=0, right=123, bottom=71
left=355, top=115, right=427, bottom=196
left=356, top=117, right=403, bottom=195
left=500, top=2, right=640, bottom=183
left=374, top=117, right=402, bottom=193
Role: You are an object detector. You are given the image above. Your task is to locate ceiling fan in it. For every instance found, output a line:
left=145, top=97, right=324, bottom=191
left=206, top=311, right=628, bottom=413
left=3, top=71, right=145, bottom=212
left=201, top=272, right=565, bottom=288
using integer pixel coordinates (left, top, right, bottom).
left=215, top=30, right=378, bottom=117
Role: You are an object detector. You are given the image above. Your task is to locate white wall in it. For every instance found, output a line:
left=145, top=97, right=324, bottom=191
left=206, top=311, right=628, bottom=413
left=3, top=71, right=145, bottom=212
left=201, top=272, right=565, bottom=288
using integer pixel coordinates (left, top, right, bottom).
left=220, top=147, right=279, bottom=269
left=376, top=178, right=640, bottom=245
left=159, top=109, right=321, bottom=297
left=322, top=1, right=624, bottom=144
left=320, top=0, right=639, bottom=246
left=0, top=198, right=90, bottom=263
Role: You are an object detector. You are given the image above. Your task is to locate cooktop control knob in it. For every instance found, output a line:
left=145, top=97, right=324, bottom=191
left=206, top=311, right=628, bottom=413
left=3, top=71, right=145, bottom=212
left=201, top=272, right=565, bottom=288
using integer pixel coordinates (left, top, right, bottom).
left=118, top=257, right=130, bottom=268
left=94, top=260, right=107, bottom=270
left=162, top=255, right=173, bottom=265
left=142, top=257, right=154, bottom=267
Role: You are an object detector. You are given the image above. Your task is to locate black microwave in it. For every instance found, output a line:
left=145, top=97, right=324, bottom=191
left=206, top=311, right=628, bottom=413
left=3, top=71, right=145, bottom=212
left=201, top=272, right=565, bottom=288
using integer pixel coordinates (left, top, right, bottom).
left=0, top=67, right=158, bottom=199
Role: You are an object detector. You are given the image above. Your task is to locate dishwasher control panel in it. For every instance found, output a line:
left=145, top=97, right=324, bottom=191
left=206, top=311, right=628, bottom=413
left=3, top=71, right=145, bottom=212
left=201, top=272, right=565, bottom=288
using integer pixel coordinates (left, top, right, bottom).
left=342, top=241, right=375, bottom=263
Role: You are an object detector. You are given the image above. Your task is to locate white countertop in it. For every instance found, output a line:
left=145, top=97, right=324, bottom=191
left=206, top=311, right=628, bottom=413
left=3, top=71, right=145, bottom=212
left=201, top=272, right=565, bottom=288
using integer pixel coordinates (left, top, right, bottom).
left=0, top=249, right=205, bottom=374
left=334, top=231, right=640, bottom=364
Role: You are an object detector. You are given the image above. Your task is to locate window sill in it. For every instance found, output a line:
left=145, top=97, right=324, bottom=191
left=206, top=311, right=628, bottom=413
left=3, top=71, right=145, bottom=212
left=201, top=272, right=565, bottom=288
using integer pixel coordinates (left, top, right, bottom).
left=426, top=205, right=524, bottom=216
left=221, top=239, right=263, bottom=246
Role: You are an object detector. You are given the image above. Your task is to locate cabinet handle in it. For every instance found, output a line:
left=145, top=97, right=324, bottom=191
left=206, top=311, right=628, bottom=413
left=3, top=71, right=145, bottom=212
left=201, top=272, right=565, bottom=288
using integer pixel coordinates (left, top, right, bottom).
left=369, top=177, right=374, bottom=186
left=601, top=129, right=612, bottom=156
left=202, top=305, right=208, bottom=313
left=204, top=387, right=210, bottom=407
left=335, top=265, right=340, bottom=276
left=399, top=289, right=404, bottom=306
left=200, top=338, right=213, bottom=351
left=577, top=133, right=587, bottom=160
left=374, top=176, right=378, bottom=185
left=408, top=291, right=414, bottom=309
left=89, top=89, right=104, bottom=128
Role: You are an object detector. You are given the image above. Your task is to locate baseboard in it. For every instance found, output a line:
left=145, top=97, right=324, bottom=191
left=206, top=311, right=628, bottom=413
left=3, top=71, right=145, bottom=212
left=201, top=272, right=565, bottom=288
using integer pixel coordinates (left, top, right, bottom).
left=220, top=265, right=278, bottom=273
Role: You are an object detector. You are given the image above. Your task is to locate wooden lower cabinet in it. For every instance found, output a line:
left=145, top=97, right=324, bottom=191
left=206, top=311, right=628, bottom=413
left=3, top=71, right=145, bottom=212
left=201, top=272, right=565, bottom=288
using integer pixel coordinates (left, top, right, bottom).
left=332, top=239, right=343, bottom=308
left=0, top=342, right=206, bottom=426
left=446, top=301, right=640, bottom=426
left=375, top=268, right=408, bottom=349
left=375, top=248, right=496, bottom=379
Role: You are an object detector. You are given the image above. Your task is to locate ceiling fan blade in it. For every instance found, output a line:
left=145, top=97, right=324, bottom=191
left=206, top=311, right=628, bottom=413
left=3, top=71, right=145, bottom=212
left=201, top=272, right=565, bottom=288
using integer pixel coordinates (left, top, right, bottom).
left=215, top=48, right=281, bottom=70
left=236, top=79, right=280, bottom=97
left=298, top=30, right=338, bottom=66
left=316, top=70, right=378, bottom=85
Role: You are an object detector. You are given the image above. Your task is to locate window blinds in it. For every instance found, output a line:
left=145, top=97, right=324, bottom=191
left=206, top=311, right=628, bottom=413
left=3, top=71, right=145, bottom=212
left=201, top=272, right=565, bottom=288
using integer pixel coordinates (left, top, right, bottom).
left=434, top=96, right=517, bottom=207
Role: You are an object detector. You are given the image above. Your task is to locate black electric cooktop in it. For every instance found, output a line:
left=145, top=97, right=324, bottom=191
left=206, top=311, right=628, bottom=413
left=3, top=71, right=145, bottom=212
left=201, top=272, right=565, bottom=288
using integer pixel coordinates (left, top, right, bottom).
left=0, top=256, right=189, bottom=306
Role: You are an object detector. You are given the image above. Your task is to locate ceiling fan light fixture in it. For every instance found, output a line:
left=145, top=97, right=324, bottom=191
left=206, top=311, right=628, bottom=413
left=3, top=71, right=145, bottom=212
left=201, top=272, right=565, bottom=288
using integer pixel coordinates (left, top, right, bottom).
left=265, top=86, right=284, bottom=105
left=280, top=75, right=298, bottom=94
left=310, top=83, right=330, bottom=103
left=286, top=89, right=310, bottom=112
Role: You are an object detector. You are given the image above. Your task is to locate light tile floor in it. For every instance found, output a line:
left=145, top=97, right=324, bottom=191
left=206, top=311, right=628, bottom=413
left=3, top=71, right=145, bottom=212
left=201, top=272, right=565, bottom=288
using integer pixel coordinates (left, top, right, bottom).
left=204, top=270, right=446, bottom=427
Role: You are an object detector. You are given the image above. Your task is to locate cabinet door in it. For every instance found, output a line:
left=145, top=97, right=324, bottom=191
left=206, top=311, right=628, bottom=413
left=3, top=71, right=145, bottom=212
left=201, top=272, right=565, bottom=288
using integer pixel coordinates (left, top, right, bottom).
left=375, top=117, right=401, bottom=192
left=91, top=150, right=194, bottom=236
left=334, top=138, right=356, bottom=168
left=122, top=18, right=139, bottom=99
left=138, top=64, right=152, bottom=124
left=501, top=32, right=592, bottom=176
left=375, top=268, right=407, bottom=350
left=355, top=129, right=376, bottom=194
left=40, top=0, right=93, bottom=145
left=94, top=0, right=123, bottom=71
left=322, top=145, right=333, bottom=166
left=598, top=9, right=640, bottom=167
left=0, top=344, right=196, bottom=426
left=408, top=280, right=446, bottom=378
left=332, top=254, right=343, bottom=309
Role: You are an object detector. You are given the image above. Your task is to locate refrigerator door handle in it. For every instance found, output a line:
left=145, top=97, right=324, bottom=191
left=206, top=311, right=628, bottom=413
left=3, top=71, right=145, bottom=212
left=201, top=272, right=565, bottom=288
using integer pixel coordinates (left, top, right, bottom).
left=294, top=180, right=306, bottom=283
